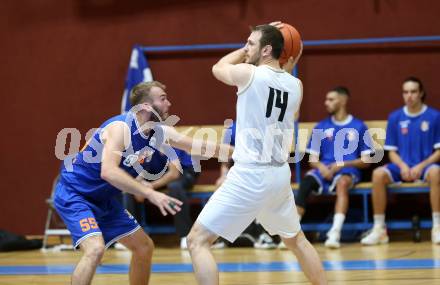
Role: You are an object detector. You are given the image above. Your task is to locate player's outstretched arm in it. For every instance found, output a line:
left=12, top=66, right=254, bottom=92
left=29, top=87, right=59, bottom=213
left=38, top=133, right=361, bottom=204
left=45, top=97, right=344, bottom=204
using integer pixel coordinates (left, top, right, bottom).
left=162, top=125, right=234, bottom=161
left=100, top=122, right=182, bottom=216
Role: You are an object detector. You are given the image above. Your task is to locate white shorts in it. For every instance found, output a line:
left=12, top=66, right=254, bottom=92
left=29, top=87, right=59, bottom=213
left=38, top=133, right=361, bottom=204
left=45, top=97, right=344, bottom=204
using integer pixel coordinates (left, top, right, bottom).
left=197, top=163, right=301, bottom=242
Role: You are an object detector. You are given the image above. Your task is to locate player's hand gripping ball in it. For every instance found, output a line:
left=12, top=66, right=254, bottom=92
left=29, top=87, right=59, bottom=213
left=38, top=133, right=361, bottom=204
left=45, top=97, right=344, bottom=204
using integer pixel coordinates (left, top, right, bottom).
left=278, top=23, right=302, bottom=65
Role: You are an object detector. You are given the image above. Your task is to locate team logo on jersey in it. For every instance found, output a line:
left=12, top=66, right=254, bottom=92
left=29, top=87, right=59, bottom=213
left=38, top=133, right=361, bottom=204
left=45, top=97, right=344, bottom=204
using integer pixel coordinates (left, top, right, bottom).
left=325, top=128, right=334, bottom=141
left=137, top=148, right=155, bottom=164
left=149, top=137, right=157, bottom=148
left=399, top=120, right=410, bottom=135
left=123, top=148, right=155, bottom=167
left=421, top=121, right=429, bottom=132
left=123, top=152, right=139, bottom=167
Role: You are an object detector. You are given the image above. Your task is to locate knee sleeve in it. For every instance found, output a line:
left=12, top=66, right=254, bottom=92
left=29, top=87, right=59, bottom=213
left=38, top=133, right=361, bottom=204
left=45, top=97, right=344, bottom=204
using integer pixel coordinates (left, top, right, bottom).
left=295, top=175, right=320, bottom=209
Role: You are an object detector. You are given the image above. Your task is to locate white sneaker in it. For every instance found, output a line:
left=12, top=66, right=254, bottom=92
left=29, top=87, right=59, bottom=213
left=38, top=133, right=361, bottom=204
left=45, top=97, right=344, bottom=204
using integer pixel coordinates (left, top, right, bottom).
left=114, top=242, right=128, bottom=250
left=361, top=227, right=389, bottom=245
left=278, top=241, right=287, bottom=249
left=324, top=230, right=341, bottom=249
left=180, top=237, right=188, bottom=250
left=432, top=227, right=440, bottom=244
left=254, top=233, right=277, bottom=249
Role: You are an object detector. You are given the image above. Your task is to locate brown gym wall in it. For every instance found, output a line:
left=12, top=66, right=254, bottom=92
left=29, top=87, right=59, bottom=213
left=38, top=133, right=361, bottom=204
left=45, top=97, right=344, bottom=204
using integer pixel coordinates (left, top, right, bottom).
left=1, top=0, right=439, bottom=234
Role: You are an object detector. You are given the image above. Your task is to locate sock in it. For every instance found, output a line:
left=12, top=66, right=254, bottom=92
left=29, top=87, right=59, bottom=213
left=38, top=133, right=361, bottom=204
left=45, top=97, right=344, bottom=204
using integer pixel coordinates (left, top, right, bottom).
left=433, top=212, right=440, bottom=228
left=373, top=214, right=385, bottom=229
left=331, top=213, right=345, bottom=232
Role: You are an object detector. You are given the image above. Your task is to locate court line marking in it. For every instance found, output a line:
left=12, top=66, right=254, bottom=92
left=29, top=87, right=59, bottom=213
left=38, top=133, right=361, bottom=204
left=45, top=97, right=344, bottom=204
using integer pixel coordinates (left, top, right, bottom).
left=0, top=259, right=439, bottom=275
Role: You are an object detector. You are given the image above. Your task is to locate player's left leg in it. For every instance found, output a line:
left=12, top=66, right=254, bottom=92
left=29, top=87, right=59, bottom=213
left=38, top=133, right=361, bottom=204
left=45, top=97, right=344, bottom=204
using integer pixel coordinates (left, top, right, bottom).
left=325, top=175, right=353, bottom=248
left=257, top=166, right=327, bottom=284
left=98, top=198, right=148, bottom=284
left=282, top=232, right=327, bottom=284
left=118, top=229, right=154, bottom=285
left=425, top=165, right=440, bottom=244
left=187, top=222, right=219, bottom=285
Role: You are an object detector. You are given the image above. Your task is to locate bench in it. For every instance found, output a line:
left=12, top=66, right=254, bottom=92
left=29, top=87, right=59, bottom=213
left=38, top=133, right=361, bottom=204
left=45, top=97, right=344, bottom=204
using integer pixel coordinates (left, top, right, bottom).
left=142, top=120, right=432, bottom=236
left=144, top=182, right=430, bottom=234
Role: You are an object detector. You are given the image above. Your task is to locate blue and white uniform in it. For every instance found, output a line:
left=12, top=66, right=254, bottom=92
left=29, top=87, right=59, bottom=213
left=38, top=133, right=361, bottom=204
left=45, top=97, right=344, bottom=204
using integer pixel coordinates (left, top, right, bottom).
left=305, top=115, right=374, bottom=194
left=382, top=105, right=440, bottom=183
left=54, top=112, right=170, bottom=248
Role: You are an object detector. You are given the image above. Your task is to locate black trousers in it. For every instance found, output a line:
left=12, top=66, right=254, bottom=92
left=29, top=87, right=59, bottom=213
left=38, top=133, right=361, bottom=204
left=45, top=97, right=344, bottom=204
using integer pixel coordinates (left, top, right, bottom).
left=167, top=168, right=199, bottom=237
left=124, top=168, right=199, bottom=238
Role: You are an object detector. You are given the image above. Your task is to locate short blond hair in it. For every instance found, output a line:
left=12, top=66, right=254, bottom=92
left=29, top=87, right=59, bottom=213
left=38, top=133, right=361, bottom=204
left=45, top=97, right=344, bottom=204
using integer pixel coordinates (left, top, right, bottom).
left=129, top=81, right=166, bottom=106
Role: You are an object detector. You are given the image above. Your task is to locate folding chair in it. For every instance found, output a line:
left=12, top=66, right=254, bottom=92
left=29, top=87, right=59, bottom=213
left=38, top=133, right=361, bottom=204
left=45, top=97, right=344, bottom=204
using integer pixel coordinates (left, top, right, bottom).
left=42, top=175, right=71, bottom=249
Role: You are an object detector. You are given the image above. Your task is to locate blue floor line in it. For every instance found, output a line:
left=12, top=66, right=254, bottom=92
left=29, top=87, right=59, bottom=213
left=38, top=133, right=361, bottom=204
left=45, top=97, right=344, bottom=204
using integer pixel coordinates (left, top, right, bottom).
left=1, top=259, right=439, bottom=275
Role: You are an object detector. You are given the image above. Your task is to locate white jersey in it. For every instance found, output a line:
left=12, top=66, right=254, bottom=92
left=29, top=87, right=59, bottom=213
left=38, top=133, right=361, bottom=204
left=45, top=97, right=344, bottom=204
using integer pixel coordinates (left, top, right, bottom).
left=232, top=65, right=302, bottom=165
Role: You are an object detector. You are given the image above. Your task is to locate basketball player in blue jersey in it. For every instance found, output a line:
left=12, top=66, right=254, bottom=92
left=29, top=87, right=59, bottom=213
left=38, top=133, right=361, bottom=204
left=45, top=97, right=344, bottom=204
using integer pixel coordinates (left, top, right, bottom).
left=54, top=81, right=232, bottom=285
left=187, top=22, right=327, bottom=285
left=293, top=86, right=374, bottom=248
left=361, top=77, right=440, bottom=245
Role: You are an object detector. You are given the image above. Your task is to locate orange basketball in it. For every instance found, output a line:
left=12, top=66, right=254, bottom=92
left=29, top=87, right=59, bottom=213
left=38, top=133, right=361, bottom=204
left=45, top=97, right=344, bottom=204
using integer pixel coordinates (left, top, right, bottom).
left=279, top=23, right=302, bottom=65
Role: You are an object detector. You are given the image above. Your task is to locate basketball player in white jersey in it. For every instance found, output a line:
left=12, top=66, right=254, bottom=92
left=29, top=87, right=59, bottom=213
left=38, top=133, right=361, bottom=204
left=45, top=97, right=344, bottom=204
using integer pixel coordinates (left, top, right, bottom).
left=187, top=23, right=327, bottom=285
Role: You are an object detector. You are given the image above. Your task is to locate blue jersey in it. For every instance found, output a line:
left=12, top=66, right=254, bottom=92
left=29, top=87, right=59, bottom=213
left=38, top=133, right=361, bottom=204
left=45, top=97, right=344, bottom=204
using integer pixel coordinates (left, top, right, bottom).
left=173, top=148, right=193, bottom=169
left=384, top=105, right=440, bottom=167
left=306, top=115, right=374, bottom=164
left=223, top=121, right=236, bottom=146
left=59, top=112, right=169, bottom=201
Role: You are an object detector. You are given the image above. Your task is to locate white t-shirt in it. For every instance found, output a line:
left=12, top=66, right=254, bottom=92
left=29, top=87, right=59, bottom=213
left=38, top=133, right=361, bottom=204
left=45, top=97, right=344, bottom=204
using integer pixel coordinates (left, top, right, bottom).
left=232, top=65, right=302, bottom=165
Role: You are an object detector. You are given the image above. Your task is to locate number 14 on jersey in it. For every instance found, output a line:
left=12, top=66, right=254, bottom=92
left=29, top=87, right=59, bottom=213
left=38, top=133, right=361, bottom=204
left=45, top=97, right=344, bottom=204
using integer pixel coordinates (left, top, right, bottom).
left=266, top=87, right=288, bottom=122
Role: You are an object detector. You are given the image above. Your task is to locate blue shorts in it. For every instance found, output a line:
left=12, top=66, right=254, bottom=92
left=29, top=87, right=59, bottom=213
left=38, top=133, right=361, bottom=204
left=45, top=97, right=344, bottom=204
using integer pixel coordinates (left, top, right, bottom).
left=382, top=163, right=439, bottom=184
left=306, top=166, right=361, bottom=195
left=54, top=181, right=141, bottom=249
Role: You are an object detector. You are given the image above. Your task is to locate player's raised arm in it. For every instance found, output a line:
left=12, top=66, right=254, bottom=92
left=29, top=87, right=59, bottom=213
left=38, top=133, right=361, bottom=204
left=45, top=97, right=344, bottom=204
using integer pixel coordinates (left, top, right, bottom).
left=212, top=48, right=254, bottom=88
left=100, top=122, right=182, bottom=216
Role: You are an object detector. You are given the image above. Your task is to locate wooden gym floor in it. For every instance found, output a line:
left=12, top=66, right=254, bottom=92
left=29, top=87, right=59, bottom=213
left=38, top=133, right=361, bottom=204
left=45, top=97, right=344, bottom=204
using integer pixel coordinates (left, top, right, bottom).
left=1, top=241, right=440, bottom=284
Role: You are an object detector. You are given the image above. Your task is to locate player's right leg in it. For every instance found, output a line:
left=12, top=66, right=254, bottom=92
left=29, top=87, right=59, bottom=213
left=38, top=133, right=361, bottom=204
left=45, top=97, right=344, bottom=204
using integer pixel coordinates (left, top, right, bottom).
left=188, top=164, right=265, bottom=285
left=281, top=232, right=327, bottom=285
left=187, top=222, right=220, bottom=285
left=53, top=182, right=106, bottom=284
left=361, top=164, right=396, bottom=245
left=73, top=235, right=105, bottom=285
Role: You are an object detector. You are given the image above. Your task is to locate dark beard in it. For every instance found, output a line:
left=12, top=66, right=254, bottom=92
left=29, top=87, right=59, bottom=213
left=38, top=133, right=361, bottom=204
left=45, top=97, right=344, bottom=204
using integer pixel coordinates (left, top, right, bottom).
left=247, top=54, right=260, bottom=66
left=150, top=105, right=164, bottom=122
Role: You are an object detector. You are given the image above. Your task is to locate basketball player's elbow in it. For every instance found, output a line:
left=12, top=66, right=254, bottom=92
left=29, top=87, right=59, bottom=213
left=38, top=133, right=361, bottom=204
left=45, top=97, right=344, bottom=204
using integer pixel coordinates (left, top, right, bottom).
left=169, top=169, right=181, bottom=181
left=212, top=64, right=226, bottom=81
left=212, top=64, right=221, bottom=78
left=100, top=164, right=118, bottom=182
